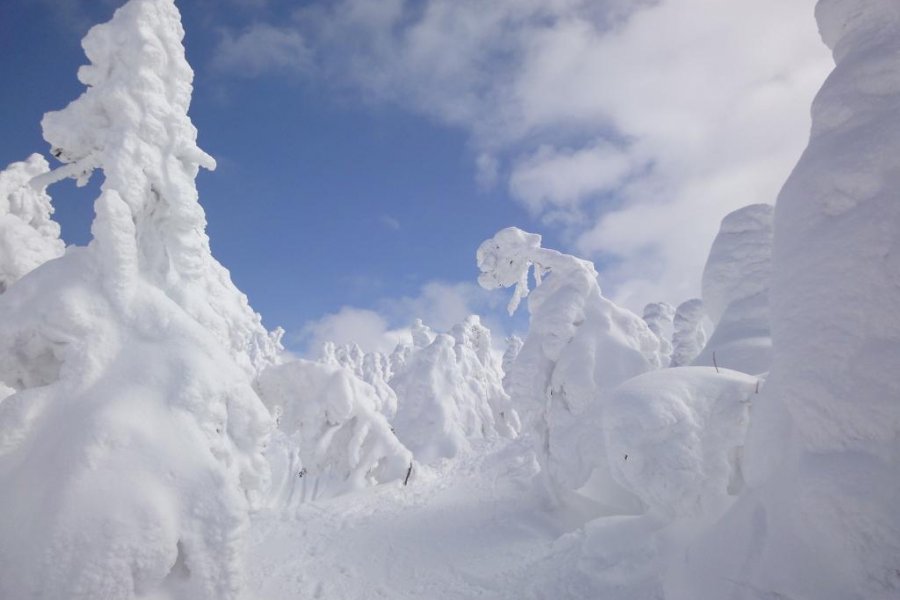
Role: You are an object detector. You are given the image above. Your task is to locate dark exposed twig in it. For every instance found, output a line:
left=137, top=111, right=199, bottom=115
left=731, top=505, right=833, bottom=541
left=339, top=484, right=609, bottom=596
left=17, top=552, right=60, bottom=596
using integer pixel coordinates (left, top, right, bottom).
left=713, top=351, right=720, bottom=373
left=403, top=462, right=413, bottom=486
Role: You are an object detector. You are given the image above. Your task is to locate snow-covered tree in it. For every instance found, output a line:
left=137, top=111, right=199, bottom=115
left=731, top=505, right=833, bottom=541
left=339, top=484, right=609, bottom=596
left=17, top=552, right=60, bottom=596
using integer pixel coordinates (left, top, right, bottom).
left=0, top=154, right=65, bottom=293
left=693, top=203, right=773, bottom=375
left=477, top=227, right=662, bottom=502
left=320, top=342, right=397, bottom=418
left=256, top=359, right=412, bottom=506
left=669, top=298, right=707, bottom=367
left=390, top=316, right=519, bottom=463
left=501, top=334, right=524, bottom=395
left=642, top=302, right=675, bottom=367
left=676, top=2, right=900, bottom=598
left=0, top=2, right=277, bottom=598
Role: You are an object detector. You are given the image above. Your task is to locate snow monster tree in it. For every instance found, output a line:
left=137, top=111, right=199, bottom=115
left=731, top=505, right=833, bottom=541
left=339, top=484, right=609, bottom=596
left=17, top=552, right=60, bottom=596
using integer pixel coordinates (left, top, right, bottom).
left=0, top=1, right=279, bottom=598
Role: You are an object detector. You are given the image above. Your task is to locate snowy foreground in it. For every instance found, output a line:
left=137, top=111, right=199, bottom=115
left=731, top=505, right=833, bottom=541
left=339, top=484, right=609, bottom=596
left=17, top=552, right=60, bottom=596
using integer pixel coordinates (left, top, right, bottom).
left=1, top=0, right=899, bottom=599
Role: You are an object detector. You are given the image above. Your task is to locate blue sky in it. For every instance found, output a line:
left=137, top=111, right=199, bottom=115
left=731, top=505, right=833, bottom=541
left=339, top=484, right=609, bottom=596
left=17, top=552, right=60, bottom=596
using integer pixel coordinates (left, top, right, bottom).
left=0, top=0, right=830, bottom=354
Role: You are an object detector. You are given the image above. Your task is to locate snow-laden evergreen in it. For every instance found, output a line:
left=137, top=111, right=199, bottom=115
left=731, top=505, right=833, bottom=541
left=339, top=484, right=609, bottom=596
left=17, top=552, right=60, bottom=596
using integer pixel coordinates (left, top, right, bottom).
left=390, top=315, right=519, bottom=463
left=669, top=298, right=707, bottom=367
left=477, top=227, right=662, bottom=501
left=320, top=342, right=398, bottom=418
left=693, top=203, right=773, bottom=375
left=642, top=302, right=675, bottom=367
left=256, top=359, right=412, bottom=506
left=0, top=2, right=276, bottom=598
left=0, top=154, right=65, bottom=294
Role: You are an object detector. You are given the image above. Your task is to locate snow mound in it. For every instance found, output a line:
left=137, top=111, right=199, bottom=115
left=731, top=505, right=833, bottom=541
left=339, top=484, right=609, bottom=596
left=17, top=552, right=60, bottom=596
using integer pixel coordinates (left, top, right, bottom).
left=605, top=367, right=756, bottom=520
left=0, top=154, right=65, bottom=293
left=694, top=204, right=773, bottom=375
left=390, top=316, right=519, bottom=463
left=256, top=359, right=411, bottom=505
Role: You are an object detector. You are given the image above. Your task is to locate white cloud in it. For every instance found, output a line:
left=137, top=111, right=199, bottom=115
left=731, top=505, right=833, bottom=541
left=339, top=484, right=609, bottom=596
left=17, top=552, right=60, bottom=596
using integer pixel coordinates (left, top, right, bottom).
left=296, top=279, right=522, bottom=357
left=220, top=0, right=832, bottom=310
left=212, top=23, right=311, bottom=76
left=297, top=306, right=410, bottom=356
left=509, top=142, right=647, bottom=216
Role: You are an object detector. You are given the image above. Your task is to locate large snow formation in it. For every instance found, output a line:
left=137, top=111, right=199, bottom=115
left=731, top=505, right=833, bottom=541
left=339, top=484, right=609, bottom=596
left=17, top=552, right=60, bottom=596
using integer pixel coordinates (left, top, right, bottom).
left=676, top=1, right=900, bottom=598
left=390, top=315, right=519, bottom=463
left=256, top=359, right=412, bottom=506
left=0, top=154, right=65, bottom=293
left=0, top=1, right=277, bottom=598
left=477, top=227, right=661, bottom=499
left=605, top=367, right=756, bottom=520
left=642, top=302, right=675, bottom=367
left=694, top=204, right=773, bottom=375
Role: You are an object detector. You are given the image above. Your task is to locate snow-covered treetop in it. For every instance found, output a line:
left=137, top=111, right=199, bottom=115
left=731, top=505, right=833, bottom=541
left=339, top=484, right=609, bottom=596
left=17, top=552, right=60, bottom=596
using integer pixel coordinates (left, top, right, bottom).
left=33, top=0, right=280, bottom=374
left=701, top=203, right=773, bottom=327
left=476, top=227, right=597, bottom=315
left=40, top=0, right=214, bottom=283
left=0, top=155, right=64, bottom=293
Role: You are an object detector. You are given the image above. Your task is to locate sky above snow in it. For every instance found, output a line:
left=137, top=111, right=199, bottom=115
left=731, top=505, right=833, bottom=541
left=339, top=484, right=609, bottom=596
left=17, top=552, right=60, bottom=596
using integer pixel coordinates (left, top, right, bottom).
left=0, top=0, right=831, bottom=355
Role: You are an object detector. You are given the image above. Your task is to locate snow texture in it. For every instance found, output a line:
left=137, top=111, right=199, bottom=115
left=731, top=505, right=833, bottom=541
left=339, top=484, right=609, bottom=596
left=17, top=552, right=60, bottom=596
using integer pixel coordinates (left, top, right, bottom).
left=320, top=342, right=398, bottom=418
left=256, top=359, right=412, bottom=506
left=642, top=302, right=675, bottom=367
left=478, top=227, right=662, bottom=499
left=0, top=2, right=276, bottom=598
left=605, top=367, right=756, bottom=520
left=501, top=334, right=524, bottom=396
left=0, top=154, right=65, bottom=294
left=669, top=298, right=707, bottom=367
left=390, top=316, right=519, bottom=463
left=694, top=204, right=773, bottom=375
left=676, top=2, right=900, bottom=598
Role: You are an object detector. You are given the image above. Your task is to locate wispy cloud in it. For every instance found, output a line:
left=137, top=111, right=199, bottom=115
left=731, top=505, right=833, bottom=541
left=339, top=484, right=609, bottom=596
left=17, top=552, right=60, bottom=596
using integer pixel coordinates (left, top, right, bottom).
left=212, top=23, right=312, bottom=77
left=379, top=215, right=401, bottom=231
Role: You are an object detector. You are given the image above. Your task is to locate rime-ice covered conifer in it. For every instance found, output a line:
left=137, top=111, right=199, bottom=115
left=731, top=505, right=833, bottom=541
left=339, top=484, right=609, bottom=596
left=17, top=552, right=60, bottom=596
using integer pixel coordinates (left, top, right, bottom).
left=0, top=2, right=278, bottom=598
left=0, top=154, right=65, bottom=294
left=670, top=299, right=707, bottom=367
left=477, top=227, right=661, bottom=502
left=693, top=204, right=773, bottom=375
